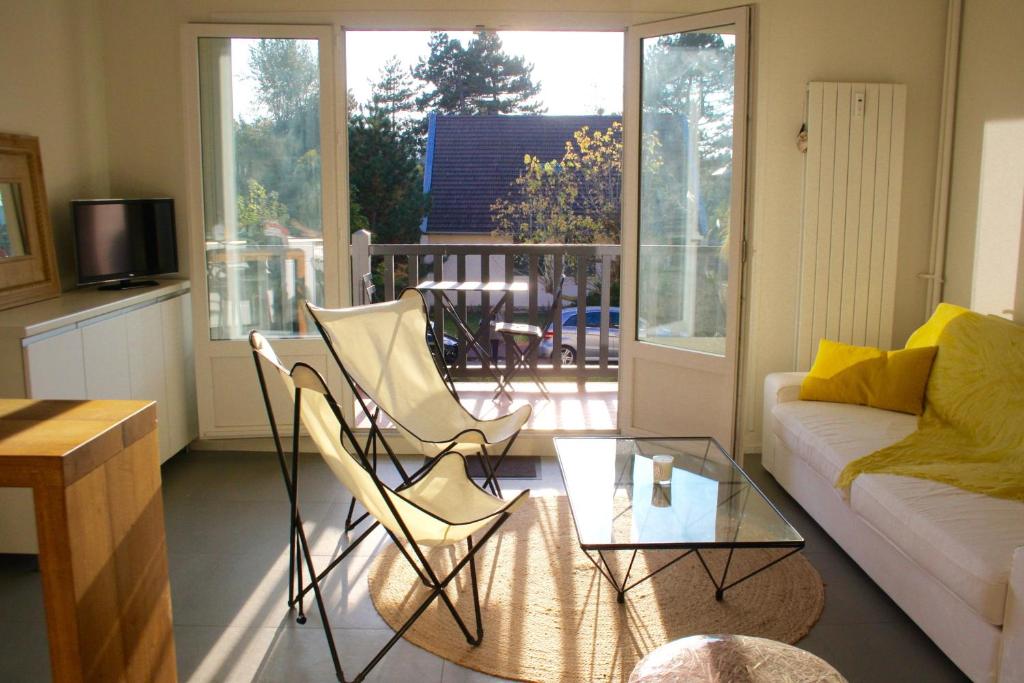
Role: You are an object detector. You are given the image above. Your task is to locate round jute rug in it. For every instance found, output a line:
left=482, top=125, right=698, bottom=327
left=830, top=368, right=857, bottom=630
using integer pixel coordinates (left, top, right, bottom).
left=367, top=495, right=824, bottom=682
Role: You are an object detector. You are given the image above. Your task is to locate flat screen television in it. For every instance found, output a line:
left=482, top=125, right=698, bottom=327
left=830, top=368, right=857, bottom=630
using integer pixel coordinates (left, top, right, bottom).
left=72, top=198, right=178, bottom=290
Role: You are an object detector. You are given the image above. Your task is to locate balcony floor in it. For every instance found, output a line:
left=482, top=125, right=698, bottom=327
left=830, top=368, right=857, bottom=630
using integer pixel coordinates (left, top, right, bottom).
left=354, top=381, right=618, bottom=434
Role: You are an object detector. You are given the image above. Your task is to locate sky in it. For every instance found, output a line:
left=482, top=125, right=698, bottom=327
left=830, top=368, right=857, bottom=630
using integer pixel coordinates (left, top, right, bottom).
left=229, top=31, right=624, bottom=120
left=345, top=31, right=624, bottom=116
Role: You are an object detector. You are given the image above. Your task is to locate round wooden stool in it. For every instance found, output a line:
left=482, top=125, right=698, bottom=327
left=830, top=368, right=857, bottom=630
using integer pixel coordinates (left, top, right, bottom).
left=629, top=634, right=846, bottom=683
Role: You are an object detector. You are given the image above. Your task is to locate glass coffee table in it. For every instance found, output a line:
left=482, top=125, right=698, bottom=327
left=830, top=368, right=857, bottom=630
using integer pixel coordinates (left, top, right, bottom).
left=554, top=436, right=804, bottom=604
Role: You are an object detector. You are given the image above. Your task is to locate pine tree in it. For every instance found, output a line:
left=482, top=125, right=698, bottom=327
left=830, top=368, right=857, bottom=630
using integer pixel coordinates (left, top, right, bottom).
left=413, top=31, right=545, bottom=116
left=347, top=111, right=426, bottom=244
left=368, top=56, right=420, bottom=124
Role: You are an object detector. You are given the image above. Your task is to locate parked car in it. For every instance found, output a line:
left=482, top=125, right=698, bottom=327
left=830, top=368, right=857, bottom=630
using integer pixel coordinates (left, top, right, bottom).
left=426, top=322, right=460, bottom=365
left=538, top=306, right=621, bottom=365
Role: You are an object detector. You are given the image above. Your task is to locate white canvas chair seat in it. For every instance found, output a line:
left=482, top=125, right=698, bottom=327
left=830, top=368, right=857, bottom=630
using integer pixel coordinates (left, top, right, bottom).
left=250, top=331, right=527, bottom=681
left=308, top=289, right=531, bottom=494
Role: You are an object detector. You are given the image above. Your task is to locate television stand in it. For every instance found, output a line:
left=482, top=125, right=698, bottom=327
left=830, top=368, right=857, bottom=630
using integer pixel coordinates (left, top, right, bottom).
left=97, top=279, right=160, bottom=291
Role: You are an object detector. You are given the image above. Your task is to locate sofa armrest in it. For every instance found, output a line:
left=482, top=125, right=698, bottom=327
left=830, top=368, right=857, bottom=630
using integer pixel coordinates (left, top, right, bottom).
left=1001, top=546, right=1024, bottom=681
left=765, top=372, right=807, bottom=408
left=761, top=372, right=807, bottom=470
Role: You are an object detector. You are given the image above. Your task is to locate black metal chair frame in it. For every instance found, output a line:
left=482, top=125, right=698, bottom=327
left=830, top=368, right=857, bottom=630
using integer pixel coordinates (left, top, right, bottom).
left=251, top=341, right=526, bottom=683
left=308, top=291, right=520, bottom=499
left=492, top=273, right=569, bottom=400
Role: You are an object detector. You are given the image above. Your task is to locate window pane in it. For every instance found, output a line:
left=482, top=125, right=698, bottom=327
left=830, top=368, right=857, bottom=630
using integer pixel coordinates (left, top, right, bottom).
left=198, top=37, right=324, bottom=341
left=585, top=311, right=602, bottom=326
left=636, top=30, right=734, bottom=356
left=565, top=314, right=578, bottom=327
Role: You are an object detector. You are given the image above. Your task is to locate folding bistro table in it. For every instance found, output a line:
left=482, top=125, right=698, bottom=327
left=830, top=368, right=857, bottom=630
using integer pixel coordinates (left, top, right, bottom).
left=416, top=280, right=528, bottom=400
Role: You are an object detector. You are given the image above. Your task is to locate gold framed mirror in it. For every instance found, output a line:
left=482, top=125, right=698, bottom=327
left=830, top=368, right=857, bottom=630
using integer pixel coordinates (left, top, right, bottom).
left=0, top=133, right=60, bottom=310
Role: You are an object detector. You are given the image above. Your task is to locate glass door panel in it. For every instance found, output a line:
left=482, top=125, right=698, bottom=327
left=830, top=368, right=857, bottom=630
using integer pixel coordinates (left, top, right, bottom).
left=197, top=37, right=325, bottom=341
left=637, top=30, right=735, bottom=356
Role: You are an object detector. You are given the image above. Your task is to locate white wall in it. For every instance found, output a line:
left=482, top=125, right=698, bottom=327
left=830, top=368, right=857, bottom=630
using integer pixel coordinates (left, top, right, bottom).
left=944, top=0, right=1024, bottom=323
left=0, top=0, right=110, bottom=290
left=89, top=0, right=954, bottom=451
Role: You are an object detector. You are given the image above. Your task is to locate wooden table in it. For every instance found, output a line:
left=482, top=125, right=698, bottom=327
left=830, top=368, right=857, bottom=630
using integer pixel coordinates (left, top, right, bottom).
left=0, top=399, right=177, bottom=682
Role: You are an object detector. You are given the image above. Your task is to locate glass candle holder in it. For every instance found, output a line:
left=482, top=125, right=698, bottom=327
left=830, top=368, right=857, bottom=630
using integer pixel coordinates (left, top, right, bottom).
left=652, top=454, right=674, bottom=485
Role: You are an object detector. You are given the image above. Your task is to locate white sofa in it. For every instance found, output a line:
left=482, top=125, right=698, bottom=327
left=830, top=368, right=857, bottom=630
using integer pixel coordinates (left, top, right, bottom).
left=763, top=372, right=1024, bottom=683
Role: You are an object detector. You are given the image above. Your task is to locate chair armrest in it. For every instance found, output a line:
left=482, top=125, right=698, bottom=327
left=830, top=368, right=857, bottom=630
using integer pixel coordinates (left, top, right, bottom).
left=1001, top=546, right=1024, bottom=681
left=762, top=372, right=807, bottom=470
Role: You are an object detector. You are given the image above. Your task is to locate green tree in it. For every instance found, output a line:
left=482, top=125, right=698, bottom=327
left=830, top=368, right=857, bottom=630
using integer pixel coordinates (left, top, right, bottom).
left=491, top=123, right=626, bottom=295
left=369, top=56, right=421, bottom=125
left=491, top=122, right=623, bottom=245
left=413, top=31, right=545, bottom=116
left=249, top=39, right=319, bottom=122
left=347, top=60, right=428, bottom=245
left=236, top=179, right=289, bottom=240
left=347, top=112, right=425, bottom=244
left=235, top=39, right=322, bottom=239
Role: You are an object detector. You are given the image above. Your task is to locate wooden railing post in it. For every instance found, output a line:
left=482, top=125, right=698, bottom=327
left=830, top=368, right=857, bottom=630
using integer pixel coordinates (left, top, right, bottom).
left=351, top=229, right=372, bottom=306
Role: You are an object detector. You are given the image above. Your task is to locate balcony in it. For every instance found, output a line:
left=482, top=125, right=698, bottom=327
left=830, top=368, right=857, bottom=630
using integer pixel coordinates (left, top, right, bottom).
left=355, top=233, right=623, bottom=434
left=205, top=234, right=622, bottom=433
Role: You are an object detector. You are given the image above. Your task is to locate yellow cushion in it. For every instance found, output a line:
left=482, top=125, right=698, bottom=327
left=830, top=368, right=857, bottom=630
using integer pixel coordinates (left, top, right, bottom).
left=905, top=302, right=970, bottom=349
left=800, top=339, right=938, bottom=415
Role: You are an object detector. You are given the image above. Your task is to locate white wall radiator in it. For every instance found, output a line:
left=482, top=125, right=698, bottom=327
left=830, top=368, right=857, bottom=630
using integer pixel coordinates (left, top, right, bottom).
left=796, top=81, right=907, bottom=369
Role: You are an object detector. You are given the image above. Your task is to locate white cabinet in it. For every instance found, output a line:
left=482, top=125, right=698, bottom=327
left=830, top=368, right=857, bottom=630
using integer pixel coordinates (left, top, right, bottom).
left=82, top=315, right=132, bottom=398
left=0, top=282, right=195, bottom=553
left=18, top=292, right=196, bottom=463
left=162, top=294, right=197, bottom=459
left=25, top=328, right=87, bottom=398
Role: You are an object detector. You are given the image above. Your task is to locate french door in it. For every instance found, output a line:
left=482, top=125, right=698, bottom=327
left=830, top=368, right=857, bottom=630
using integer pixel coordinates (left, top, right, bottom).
left=182, top=25, right=349, bottom=438
left=618, top=8, right=750, bottom=453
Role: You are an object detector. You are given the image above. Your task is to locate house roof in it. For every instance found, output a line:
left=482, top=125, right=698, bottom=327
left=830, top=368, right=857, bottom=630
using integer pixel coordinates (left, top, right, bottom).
left=422, top=113, right=621, bottom=234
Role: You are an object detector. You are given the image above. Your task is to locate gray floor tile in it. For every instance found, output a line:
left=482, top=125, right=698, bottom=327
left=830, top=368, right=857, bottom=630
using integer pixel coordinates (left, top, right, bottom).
left=799, top=622, right=967, bottom=682
left=175, top=625, right=280, bottom=683
left=441, top=660, right=511, bottom=682
left=164, top=497, right=337, bottom=557
left=0, top=555, right=45, bottom=624
left=0, top=617, right=50, bottom=681
left=803, top=550, right=905, bottom=626
left=169, top=548, right=388, bottom=631
left=252, top=626, right=444, bottom=683
left=163, top=451, right=350, bottom=504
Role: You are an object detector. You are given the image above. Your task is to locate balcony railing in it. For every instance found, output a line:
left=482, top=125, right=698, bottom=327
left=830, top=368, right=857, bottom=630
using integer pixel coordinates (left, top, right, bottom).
left=351, top=230, right=621, bottom=382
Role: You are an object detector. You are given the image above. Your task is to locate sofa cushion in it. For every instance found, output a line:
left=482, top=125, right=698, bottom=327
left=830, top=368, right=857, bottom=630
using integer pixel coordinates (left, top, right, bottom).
left=851, top=473, right=1024, bottom=625
left=772, top=401, right=917, bottom=488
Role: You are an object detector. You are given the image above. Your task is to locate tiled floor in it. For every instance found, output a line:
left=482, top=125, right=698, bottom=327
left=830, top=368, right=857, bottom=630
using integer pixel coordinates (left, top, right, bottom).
left=0, top=450, right=968, bottom=682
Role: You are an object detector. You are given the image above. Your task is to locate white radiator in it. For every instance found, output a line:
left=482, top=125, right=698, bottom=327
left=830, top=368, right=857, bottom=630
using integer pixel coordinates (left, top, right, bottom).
left=796, top=81, right=907, bottom=369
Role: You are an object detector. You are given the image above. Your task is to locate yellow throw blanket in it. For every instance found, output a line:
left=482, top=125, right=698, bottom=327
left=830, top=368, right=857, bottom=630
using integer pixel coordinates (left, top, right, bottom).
left=836, top=304, right=1024, bottom=501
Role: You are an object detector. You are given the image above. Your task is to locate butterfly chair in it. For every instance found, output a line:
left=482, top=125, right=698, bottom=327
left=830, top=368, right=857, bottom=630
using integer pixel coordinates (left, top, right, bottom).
left=250, top=331, right=528, bottom=682
left=307, top=289, right=532, bottom=498
left=342, top=274, right=457, bottom=533
left=492, top=272, right=568, bottom=400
